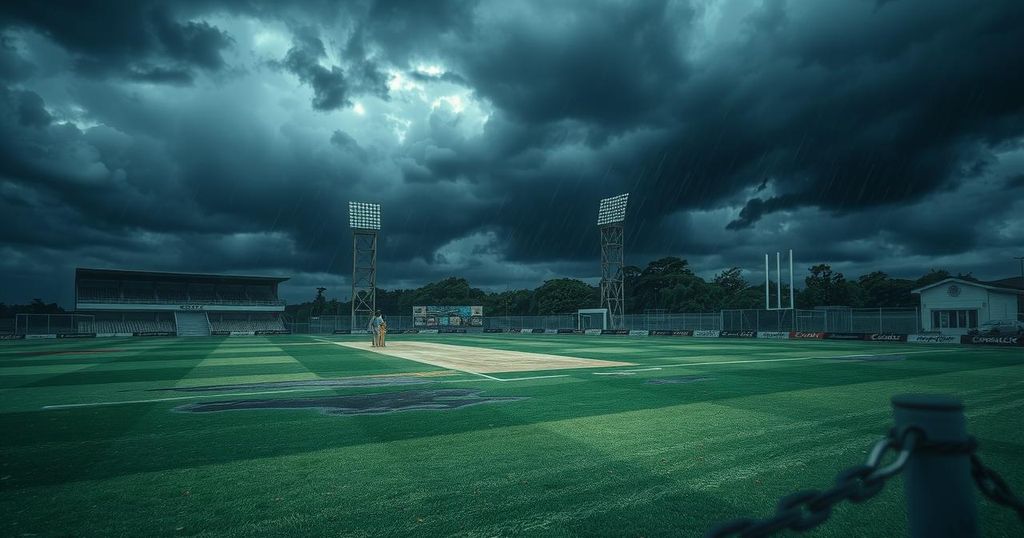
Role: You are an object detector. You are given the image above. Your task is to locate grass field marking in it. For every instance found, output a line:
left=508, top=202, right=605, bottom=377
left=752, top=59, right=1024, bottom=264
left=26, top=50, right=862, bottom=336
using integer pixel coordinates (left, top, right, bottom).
left=494, top=374, right=572, bottom=382
left=465, top=370, right=505, bottom=381
left=39, top=386, right=343, bottom=410
left=652, top=349, right=951, bottom=369
left=618, top=367, right=663, bottom=372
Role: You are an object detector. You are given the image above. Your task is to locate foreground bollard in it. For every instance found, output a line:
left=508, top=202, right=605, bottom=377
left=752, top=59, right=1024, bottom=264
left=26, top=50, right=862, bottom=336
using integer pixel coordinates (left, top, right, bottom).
left=891, top=394, right=977, bottom=538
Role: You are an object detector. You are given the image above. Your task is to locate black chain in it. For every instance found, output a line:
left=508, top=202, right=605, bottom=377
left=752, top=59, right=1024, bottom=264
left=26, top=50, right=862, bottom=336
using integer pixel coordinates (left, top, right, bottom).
left=705, top=429, right=920, bottom=538
left=971, top=454, right=1024, bottom=522
left=896, top=433, right=1024, bottom=522
left=707, top=429, right=1024, bottom=536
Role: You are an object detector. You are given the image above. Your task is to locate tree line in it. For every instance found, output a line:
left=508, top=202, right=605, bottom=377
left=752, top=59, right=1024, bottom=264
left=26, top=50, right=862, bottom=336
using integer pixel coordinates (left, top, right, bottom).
left=0, top=260, right=970, bottom=321
left=0, top=299, right=66, bottom=318
left=288, top=257, right=969, bottom=320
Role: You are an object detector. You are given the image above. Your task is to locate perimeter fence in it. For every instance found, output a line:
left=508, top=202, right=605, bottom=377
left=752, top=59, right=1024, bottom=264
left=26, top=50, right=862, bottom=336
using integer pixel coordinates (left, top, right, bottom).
left=289, top=313, right=728, bottom=333
left=4, top=307, right=922, bottom=336
left=12, top=314, right=96, bottom=335
left=722, top=308, right=921, bottom=334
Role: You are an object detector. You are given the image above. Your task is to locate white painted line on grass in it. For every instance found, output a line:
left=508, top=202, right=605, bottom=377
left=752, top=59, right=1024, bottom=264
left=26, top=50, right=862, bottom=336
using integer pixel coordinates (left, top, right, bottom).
left=41, top=371, right=571, bottom=409
left=623, top=349, right=951, bottom=370
left=496, top=374, right=571, bottom=382
left=41, top=387, right=334, bottom=410
left=468, top=371, right=505, bottom=381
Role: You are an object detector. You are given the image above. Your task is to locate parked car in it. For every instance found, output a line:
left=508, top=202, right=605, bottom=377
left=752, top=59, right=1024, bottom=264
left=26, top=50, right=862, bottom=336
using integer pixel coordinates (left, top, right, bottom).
left=968, top=319, right=1024, bottom=336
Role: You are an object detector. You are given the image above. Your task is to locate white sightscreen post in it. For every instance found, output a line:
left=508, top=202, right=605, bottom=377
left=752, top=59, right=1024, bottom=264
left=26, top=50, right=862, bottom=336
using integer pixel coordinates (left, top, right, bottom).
left=789, top=249, right=794, bottom=309
left=765, top=254, right=770, bottom=309
left=776, top=252, right=782, bottom=309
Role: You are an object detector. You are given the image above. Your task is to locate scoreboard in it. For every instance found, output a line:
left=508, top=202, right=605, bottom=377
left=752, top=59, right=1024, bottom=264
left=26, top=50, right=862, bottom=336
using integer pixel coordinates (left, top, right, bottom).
left=412, top=305, right=483, bottom=327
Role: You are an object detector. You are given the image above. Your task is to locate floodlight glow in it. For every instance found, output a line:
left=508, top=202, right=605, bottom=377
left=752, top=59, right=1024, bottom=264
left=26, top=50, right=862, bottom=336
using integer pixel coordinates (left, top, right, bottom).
left=348, top=201, right=381, bottom=230
left=597, top=193, right=629, bottom=226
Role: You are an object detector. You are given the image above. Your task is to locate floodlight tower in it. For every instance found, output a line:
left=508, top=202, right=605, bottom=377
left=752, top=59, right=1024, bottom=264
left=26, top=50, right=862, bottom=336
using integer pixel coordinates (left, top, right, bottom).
left=597, top=193, right=629, bottom=329
left=349, top=202, right=381, bottom=332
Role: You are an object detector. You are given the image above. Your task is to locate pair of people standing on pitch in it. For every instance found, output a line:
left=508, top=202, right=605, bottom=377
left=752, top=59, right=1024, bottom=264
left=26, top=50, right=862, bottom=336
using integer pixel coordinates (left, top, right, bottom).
left=369, top=311, right=386, bottom=347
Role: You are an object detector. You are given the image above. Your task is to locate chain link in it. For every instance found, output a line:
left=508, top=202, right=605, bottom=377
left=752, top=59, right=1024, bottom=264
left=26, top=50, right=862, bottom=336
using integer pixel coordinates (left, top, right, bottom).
left=971, top=454, right=1024, bottom=522
left=708, top=428, right=1024, bottom=536
left=706, top=429, right=920, bottom=537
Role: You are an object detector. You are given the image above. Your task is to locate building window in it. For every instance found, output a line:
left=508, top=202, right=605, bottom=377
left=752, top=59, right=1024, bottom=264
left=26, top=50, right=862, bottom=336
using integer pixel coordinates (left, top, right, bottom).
left=932, top=309, right=978, bottom=329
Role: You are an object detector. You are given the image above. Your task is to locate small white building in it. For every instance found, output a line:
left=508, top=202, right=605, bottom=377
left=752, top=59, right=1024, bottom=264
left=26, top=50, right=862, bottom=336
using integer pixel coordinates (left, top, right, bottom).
left=912, top=277, right=1024, bottom=335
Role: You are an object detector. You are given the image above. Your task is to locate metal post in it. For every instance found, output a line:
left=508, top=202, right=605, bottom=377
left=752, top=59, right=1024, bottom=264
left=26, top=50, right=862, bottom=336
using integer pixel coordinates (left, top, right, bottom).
left=776, top=252, right=782, bottom=309
left=789, top=249, right=794, bottom=309
left=765, top=254, right=770, bottom=309
left=891, top=394, right=977, bottom=538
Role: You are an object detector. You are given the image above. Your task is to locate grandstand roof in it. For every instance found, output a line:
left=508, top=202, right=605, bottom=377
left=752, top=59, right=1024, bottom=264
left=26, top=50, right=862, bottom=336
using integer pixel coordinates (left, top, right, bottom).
left=75, top=267, right=289, bottom=284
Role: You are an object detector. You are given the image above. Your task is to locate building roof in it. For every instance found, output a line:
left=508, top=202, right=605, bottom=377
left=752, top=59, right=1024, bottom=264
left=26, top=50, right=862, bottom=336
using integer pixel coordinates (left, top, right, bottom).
left=987, top=276, right=1024, bottom=291
left=911, top=277, right=1024, bottom=295
left=75, top=267, right=289, bottom=284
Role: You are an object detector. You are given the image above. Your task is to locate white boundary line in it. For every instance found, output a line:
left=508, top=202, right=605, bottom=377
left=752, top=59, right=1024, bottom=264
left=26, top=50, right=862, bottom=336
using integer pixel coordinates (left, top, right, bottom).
left=39, top=371, right=571, bottom=410
left=627, top=349, right=950, bottom=370
left=497, top=374, right=570, bottom=382
left=41, top=387, right=333, bottom=410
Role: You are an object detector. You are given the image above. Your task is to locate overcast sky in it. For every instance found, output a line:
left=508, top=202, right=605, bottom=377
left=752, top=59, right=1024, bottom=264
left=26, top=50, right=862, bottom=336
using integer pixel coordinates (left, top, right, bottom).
left=1, top=0, right=1022, bottom=307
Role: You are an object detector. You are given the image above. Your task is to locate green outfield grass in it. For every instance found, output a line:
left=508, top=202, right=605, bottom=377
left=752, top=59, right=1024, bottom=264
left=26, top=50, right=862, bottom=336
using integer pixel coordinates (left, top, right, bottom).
left=1, top=334, right=1022, bottom=537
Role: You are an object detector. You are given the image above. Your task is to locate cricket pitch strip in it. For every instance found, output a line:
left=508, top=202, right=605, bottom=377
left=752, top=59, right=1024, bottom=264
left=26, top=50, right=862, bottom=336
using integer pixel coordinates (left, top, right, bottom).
left=335, top=341, right=634, bottom=374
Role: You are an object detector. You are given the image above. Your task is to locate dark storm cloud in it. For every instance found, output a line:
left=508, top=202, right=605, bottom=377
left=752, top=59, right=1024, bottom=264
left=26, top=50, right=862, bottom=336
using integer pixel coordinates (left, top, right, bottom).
left=673, top=0, right=1024, bottom=226
left=278, top=29, right=351, bottom=110
left=0, top=1, right=232, bottom=82
left=450, top=2, right=688, bottom=128
left=0, top=35, right=34, bottom=81
left=0, top=0, right=1023, bottom=306
left=445, top=0, right=1024, bottom=259
left=276, top=27, right=390, bottom=111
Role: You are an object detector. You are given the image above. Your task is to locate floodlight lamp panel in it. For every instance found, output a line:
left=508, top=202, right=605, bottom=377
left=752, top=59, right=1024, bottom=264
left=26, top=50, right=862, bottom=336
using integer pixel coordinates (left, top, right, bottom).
left=597, top=193, right=629, bottom=225
left=348, top=201, right=381, bottom=230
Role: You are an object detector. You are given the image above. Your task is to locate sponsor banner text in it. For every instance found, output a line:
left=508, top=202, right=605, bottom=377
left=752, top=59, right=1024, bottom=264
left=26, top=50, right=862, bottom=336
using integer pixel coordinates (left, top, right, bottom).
left=907, top=334, right=960, bottom=344
left=790, top=331, right=824, bottom=339
left=865, top=333, right=908, bottom=342
left=720, top=330, right=756, bottom=338
left=961, top=335, right=1024, bottom=346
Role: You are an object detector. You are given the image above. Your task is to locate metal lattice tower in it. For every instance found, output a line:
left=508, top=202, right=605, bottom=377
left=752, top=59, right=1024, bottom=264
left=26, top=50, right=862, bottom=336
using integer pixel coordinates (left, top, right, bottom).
left=349, top=202, right=380, bottom=331
left=598, top=194, right=628, bottom=329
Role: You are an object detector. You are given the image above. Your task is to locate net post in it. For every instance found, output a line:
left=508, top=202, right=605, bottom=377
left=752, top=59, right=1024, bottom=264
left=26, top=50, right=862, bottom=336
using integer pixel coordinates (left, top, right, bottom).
left=788, top=249, right=794, bottom=309
left=891, top=394, right=977, bottom=538
left=776, top=252, right=781, bottom=309
left=765, top=254, right=770, bottom=309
